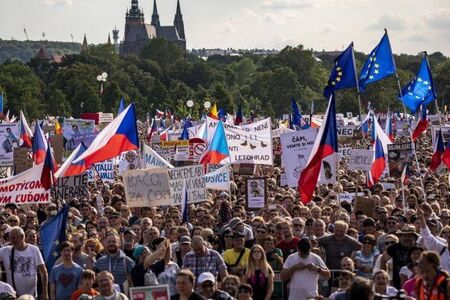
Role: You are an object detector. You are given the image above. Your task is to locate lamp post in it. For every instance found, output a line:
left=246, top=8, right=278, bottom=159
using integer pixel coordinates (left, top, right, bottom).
left=96, top=72, right=108, bottom=95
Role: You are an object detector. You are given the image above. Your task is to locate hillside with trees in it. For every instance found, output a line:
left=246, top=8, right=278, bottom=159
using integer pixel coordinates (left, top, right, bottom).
left=0, top=38, right=448, bottom=120
left=0, top=40, right=81, bottom=63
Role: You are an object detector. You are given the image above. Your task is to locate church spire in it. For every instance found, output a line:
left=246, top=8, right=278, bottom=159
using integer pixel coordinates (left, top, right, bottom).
left=151, top=0, right=160, bottom=27
left=174, top=0, right=185, bottom=40
left=81, top=34, right=88, bottom=51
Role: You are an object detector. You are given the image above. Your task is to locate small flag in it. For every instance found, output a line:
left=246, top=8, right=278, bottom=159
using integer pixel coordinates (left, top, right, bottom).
left=412, top=105, right=429, bottom=142
left=40, top=142, right=56, bottom=190
left=430, top=129, right=444, bottom=171
left=118, top=98, right=126, bottom=115
left=54, top=120, right=62, bottom=135
left=208, top=103, right=219, bottom=120
left=20, top=111, right=33, bottom=148
left=401, top=164, right=410, bottom=185
left=40, top=205, right=70, bottom=270
left=385, top=111, right=394, bottom=142
left=200, top=120, right=230, bottom=164
left=179, top=123, right=190, bottom=140
left=147, top=118, right=157, bottom=143
left=32, top=122, right=47, bottom=165
left=156, top=109, right=165, bottom=118
left=181, top=182, right=189, bottom=224
left=235, top=104, right=243, bottom=125
left=443, top=139, right=450, bottom=170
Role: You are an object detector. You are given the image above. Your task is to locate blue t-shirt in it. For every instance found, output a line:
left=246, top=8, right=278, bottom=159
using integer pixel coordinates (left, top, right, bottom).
left=50, top=263, right=83, bottom=299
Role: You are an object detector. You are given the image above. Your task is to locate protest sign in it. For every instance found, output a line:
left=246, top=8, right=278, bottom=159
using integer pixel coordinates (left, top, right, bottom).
left=339, top=192, right=355, bottom=203
left=63, top=119, right=96, bottom=151
left=50, top=134, right=64, bottom=164
left=205, top=164, right=230, bottom=191
left=168, top=165, right=207, bottom=205
left=207, top=117, right=273, bottom=165
left=129, top=285, right=170, bottom=300
left=122, top=169, right=171, bottom=207
left=189, top=138, right=206, bottom=162
left=88, top=159, right=114, bottom=183
left=319, top=153, right=337, bottom=184
left=13, top=147, right=33, bottom=174
left=99, top=112, right=114, bottom=123
left=432, top=125, right=450, bottom=146
left=142, top=145, right=174, bottom=169
left=338, top=147, right=352, bottom=158
left=280, top=128, right=317, bottom=187
left=348, top=149, right=374, bottom=171
left=161, top=140, right=189, bottom=161
left=337, top=125, right=356, bottom=137
left=0, top=123, right=19, bottom=166
left=207, top=164, right=224, bottom=173
left=387, top=143, right=414, bottom=178
left=246, top=177, right=267, bottom=211
left=0, top=164, right=51, bottom=205
left=53, top=174, right=88, bottom=200
left=118, top=151, right=141, bottom=175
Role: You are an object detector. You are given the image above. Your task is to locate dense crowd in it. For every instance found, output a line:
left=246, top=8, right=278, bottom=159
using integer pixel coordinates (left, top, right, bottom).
left=0, top=128, right=449, bottom=300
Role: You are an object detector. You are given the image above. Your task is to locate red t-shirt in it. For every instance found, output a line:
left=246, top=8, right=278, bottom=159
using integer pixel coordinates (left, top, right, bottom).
left=71, top=288, right=99, bottom=300
left=277, top=237, right=300, bottom=260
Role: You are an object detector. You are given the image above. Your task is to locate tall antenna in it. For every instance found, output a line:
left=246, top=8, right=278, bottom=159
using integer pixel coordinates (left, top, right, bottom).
left=70, top=34, right=74, bottom=43
left=23, top=28, right=29, bottom=40
left=42, top=32, right=46, bottom=41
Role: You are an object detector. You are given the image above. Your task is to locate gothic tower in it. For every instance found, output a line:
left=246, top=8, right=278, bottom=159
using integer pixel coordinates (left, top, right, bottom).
left=151, top=0, right=160, bottom=27
left=173, top=0, right=185, bottom=40
left=126, top=0, right=144, bottom=24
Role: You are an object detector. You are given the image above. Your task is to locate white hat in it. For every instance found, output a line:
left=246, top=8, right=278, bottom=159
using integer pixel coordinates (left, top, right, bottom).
left=198, top=272, right=215, bottom=284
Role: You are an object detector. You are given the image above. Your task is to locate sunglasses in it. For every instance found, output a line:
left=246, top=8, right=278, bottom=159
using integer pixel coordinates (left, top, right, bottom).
left=238, top=289, right=251, bottom=294
left=385, top=241, right=395, bottom=246
left=256, top=230, right=266, bottom=234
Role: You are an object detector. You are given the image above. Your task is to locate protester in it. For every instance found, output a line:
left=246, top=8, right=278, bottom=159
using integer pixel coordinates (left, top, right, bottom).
left=94, top=271, right=128, bottom=300
left=171, top=269, right=206, bottom=300
left=70, top=269, right=99, bottom=300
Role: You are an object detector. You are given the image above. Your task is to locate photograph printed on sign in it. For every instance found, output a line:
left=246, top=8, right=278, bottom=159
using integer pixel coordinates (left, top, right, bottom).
left=318, top=153, right=337, bottom=184
left=246, top=177, right=266, bottom=210
left=0, top=123, right=19, bottom=166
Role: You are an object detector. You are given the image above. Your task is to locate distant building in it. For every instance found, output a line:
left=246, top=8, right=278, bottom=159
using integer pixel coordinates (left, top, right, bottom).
left=119, top=0, right=186, bottom=56
left=35, top=47, right=62, bottom=63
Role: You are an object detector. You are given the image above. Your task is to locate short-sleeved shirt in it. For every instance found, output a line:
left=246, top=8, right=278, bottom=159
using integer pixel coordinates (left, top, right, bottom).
left=223, top=248, right=250, bottom=269
left=50, top=263, right=83, bottom=300
left=182, top=248, right=227, bottom=281
left=277, top=237, right=300, bottom=261
left=318, top=235, right=360, bottom=269
left=386, top=243, right=410, bottom=289
left=283, top=252, right=327, bottom=300
left=93, top=251, right=135, bottom=288
left=0, top=244, right=44, bottom=296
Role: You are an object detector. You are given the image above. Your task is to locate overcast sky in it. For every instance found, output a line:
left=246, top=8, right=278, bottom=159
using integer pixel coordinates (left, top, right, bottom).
left=1, top=0, right=450, bottom=55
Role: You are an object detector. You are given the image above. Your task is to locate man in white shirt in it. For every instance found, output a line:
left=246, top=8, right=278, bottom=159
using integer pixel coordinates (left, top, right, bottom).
left=281, top=237, right=330, bottom=300
left=0, top=226, right=48, bottom=298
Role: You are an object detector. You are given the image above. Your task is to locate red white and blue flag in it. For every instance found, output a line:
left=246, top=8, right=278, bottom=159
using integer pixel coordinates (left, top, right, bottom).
left=430, top=129, right=444, bottom=171
left=412, top=105, right=429, bottom=142
left=40, top=142, right=56, bottom=190
left=442, top=139, right=450, bottom=170
left=147, top=118, right=157, bottom=143
left=19, top=111, right=33, bottom=148
left=401, top=164, right=411, bottom=185
left=368, top=113, right=392, bottom=187
left=73, top=103, right=138, bottom=170
left=298, top=94, right=338, bottom=204
left=32, top=122, right=47, bottom=165
left=55, top=143, right=87, bottom=178
left=156, top=109, right=165, bottom=118
left=384, top=111, right=394, bottom=142
left=200, top=120, right=230, bottom=165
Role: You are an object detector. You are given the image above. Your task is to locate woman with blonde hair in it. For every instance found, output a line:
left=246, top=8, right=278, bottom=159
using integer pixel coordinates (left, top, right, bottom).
left=244, top=244, right=274, bottom=300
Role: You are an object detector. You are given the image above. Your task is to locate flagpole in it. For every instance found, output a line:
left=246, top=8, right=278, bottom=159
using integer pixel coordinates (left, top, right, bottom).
left=350, top=42, right=364, bottom=124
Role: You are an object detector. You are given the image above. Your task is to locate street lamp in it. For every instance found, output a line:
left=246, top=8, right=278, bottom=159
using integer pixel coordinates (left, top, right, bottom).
left=97, top=72, right=108, bottom=95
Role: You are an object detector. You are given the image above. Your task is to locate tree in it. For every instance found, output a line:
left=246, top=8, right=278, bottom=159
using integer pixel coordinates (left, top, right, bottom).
left=140, top=38, right=184, bottom=70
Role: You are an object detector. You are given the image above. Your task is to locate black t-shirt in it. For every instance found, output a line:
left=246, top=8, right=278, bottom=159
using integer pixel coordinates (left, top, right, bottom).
left=131, top=260, right=165, bottom=287
left=171, top=291, right=206, bottom=300
left=387, top=243, right=410, bottom=289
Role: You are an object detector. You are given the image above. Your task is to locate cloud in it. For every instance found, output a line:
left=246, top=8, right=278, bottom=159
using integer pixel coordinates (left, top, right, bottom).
left=42, top=0, right=73, bottom=5
left=317, top=24, right=335, bottom=34
left=210, top=23, right=235, bottom=34
left=241, top=9, right=258, bottom=18
left=262, top=0, right=317, bottom=9
left=423, top=9, right=450, bottom=29
left=366, top=13, right=408, bottom=31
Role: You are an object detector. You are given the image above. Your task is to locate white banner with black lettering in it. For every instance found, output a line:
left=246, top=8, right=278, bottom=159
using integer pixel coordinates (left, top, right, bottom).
left=205, top=164, right=230, bottom=191
left=207, top=117, right=273, bottom=165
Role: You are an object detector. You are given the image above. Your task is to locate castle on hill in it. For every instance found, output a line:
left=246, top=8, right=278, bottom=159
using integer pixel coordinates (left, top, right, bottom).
left=118, top=0, right=186, bottom=56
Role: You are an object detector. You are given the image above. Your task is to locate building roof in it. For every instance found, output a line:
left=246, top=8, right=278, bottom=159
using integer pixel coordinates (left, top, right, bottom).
left=156, top=26, right=182, bottom=42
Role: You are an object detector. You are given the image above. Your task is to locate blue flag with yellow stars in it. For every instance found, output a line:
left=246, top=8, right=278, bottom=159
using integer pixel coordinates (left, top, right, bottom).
left=323, top=43, right=357, bottom=99
left=399, top=54, right=437, bottom=112
left=359, top=31, right=396, bottom=92
left=40, top=205, right=70, bottom=270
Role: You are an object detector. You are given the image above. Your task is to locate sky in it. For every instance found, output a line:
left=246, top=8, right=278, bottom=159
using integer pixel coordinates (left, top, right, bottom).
left=1, top=0, right=450, bottom=55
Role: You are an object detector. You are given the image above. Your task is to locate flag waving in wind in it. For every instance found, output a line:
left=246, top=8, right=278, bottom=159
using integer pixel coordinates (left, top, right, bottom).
left=118, top=97, right=126, bottom=115
left=291, top=97, right=302, bottom=128
left=40, top=205, right=70, bottom=271
left=73, top=103, right=138, bottom=170
left=19, top=111, right=33, bottom=148
left=385, top=111, right=394, bottom=142
left=200, top=120, right=230, bottom=165
left=55, top=143, right=87, bottom=178
left=359, top=30, right=396, bottom=92
left=412, top=105, right=429, bottom=142
left=430, top=129, right=444, bottom=171
left=401, top=164, right=411, bottom=185
left=323, top=43, right=357, bottom=99
left=443, top=139, right=450, bottom=170
left=181, top=182, right=189, bottom=224
left=235, top=104, right=243, bottom=125
left=369, top=136, right=386, bottom=186
left=298, top=94, right=338, bottom=204
left=32, top=122, right=47, bottom=165
left=399, top=54, right=437, bottom=112
left=41, top=142, right=56, bottom=190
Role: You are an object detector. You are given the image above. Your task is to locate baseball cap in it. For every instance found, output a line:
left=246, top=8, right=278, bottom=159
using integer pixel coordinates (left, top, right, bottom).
left=180, top=236, right=191, bottom=244
left=198, top=272, right=215, bottom=284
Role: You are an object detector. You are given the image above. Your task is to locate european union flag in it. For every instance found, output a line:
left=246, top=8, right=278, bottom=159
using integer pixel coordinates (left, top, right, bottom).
left=179, top=123, right=190, bottom=140
left=118, top=97, right=126, bottom=115
left=291, top=97, right=302, bottom=127
left=40, top=205, right=70, bottom=270
left=399, top=54, right=437, bottom=112
left=323, top=43, right=357, bottom=99
left=359, top=31, right=396, bottom=92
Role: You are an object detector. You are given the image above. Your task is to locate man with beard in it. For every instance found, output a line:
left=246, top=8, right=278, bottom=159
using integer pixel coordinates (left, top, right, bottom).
left=70, top=233, right=93, bottom=269
left=93, top=233, right=135, bottom=293
left=94, top=271, right=128, bottom=300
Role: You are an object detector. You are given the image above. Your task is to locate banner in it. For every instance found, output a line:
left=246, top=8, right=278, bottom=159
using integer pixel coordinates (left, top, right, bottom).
left=207, top=117, right=273, bottom=165
left=348, top=149, right=374, bottom=171
left=0, top=164, right=51, bottom=205
left=205, top=164, right=230, bottom=190
left=168, top=165, right=207, bottom=205
left=122, top=169, right=171, bottom=207
left=63, top=119, right=96, bottom=152
left=280, top=129, right=317, bottom=187
left=338, top=147, right=352, bottom=158
left=387, top=143, right=414, bottom=178
left=53, top=174, right=88, bottom=200
left=143, top=145, right=174, bottom=169
left=337, top=125, right=357, bottom=137
left=88, top=159, right=114, bottom=183
left=0, top=123, right=19, bottom=166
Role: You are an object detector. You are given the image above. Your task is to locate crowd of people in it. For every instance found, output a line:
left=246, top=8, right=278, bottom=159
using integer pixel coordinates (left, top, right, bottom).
left=0, top=125, right=449, bottom=300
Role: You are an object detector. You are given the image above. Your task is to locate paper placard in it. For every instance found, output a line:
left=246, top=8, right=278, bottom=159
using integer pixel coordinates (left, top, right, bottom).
left=53, top=174, right=88, bottom=200
left=0, top=123, right=19, bottom=166
left=168, top=165, right=207, bottom=205
left=246, top=177, right=267, bottom=211
left=123, top=169, right=171, bottom=207
left=348, top=149, right=374, bottom=171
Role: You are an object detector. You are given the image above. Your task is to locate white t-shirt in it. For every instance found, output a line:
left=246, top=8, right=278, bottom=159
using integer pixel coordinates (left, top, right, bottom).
left=0, top=281, right=16, bottom=297
left=283, top=252, right=327, bottom=300
left=0, top=244, right=44, bottom=296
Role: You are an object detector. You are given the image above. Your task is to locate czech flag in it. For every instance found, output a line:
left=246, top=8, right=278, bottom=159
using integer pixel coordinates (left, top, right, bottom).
left=40, top=142, right=56, bottom=190
left=32, top=122, right=47, bottom=165
left=401, top=164, right=411, bottom=185
left=200, top=120, right=230, bottom=164
left=73, top=103, right=138, bottom=170
left=20, top=111, right=33, bottom=148
left=147, top=118, right=157, bottom=143
left=443, top=139, right=450, bottom=170
left=385, top=112, right=394, bottom=142
left=369, top=137, right=386, bottom=186
left=118, top=97, right=126, bottom=115
left=298, top=94, right=338, bottom=204
left=412, top=105, right=428, bottom=142
left=156, top=109, right=165, bottom=118
left=235, top=104, right=243, bottom=125
left=430, top=129, right=444, bottom=171
left=54, top=143, right=87, bottom=178
left=208, top=103, right=219, bottom=120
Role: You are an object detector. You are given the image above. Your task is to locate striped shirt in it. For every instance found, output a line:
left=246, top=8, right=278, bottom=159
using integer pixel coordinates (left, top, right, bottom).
left=93, top=251, right=135, bottom=287
left=182, top=248, right=227, bottom=281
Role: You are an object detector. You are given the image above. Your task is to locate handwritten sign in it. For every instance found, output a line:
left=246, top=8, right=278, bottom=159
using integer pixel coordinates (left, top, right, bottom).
left=348, top=149, right=373, bottom=171
left=122, top=169, right=171, bottom=207
left=168, top=165, right=207, bottom=205
left=53, top=174, right=88, bottom=200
